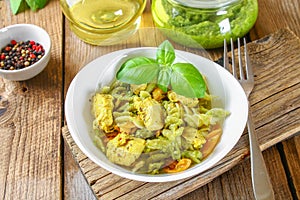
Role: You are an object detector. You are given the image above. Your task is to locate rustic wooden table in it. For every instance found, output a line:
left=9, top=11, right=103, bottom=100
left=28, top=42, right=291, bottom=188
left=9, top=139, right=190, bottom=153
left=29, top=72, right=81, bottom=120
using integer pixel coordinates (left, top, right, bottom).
left=1, top=0, right=299, bottom=199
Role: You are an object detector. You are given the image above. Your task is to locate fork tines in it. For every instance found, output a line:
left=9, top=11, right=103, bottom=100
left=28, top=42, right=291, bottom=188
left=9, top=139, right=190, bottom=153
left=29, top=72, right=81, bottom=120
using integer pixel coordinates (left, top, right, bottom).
left=223, top=38, right=253, bottom=81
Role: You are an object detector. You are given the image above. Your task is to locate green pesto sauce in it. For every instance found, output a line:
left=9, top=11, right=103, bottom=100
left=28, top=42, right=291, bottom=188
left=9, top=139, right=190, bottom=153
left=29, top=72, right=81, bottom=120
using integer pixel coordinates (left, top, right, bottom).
left=152, top=0, right=258, bottom=49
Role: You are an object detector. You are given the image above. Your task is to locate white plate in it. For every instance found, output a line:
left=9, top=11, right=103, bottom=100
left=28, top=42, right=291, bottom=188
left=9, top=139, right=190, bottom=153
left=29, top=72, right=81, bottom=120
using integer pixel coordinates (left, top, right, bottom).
left=65, top=47, right=248, bottom=182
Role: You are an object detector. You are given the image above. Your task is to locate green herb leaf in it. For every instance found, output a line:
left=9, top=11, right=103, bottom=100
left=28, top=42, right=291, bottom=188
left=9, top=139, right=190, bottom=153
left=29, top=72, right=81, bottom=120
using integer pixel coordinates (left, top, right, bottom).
left=116, top=57, right=159, bottom=85
left=156, top=40, right=175, bottom=66
left=10, top=0, right=48, bottom=14
left=116, top=40, right=207, bottom=99
left=171, top=63, right=206, bottom=98
left=157, top=67, right=171, bottom=92
left=36, top=0, right=47, bottom=8
left=26, top=0, right=39, bottom=11
left=10, top=0, right=23, bottom=14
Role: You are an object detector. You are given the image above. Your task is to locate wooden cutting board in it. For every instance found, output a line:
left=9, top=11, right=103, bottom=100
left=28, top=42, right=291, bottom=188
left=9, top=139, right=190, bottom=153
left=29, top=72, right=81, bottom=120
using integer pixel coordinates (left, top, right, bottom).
left=62, top=28, right=300, bottom=200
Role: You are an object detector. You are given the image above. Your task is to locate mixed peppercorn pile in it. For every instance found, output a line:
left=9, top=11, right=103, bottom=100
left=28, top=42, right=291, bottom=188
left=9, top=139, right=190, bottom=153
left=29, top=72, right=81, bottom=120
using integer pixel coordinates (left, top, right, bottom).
left=0, top=40, right=45, bottom=70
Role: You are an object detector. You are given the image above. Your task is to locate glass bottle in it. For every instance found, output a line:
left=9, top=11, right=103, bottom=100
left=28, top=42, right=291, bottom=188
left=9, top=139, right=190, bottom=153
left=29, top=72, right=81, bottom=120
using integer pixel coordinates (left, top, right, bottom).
left=60, top=0, right=146, bottom=45
left=152, top=0, right=258, bottom=49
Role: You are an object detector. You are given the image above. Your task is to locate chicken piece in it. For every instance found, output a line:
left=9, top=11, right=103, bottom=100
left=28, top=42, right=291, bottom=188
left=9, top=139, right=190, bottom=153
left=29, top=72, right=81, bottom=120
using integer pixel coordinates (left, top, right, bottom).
left=106, top=132, right=145, bottom=166
left=115, top=115, right=137, bottom=134
left=113, top=104, right=137, bottom=134
left=138, top=97, right=165, bottom=131
left=92, top=93, right=114, bottom=133
left=182, top=127, right=206, bottom=149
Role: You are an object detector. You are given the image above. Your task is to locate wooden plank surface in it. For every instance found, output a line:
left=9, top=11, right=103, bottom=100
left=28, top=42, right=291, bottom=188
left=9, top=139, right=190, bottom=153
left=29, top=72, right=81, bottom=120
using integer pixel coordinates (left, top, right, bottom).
left=251, top=1, right=300, bottom=199
left=251, top=0, right=300, bottom=37
left=0, top=1, right=63, bottom=199
left=62, top=28, right=300, bottom=199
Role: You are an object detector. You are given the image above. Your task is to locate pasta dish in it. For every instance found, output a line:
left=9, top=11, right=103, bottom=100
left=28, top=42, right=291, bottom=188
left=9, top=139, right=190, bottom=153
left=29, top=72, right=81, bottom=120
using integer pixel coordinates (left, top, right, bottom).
left=91, top=80, right=229, bottom=174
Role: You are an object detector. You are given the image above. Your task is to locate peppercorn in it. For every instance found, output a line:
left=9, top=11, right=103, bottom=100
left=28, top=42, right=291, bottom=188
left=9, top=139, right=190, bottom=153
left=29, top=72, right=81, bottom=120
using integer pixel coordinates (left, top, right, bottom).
left=11, top=40, right=17, bottom=45
left=0, top=40, right=45, bottom=70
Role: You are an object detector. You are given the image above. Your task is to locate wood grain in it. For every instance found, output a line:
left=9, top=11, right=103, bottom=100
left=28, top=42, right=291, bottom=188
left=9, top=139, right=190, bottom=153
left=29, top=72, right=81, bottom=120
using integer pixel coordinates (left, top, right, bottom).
left=0, top=1, right=63, bottom=199
left=252, top=0, right=300, bottom=38
left=62, top=28, right=300, bottom=200
left=282, top=137, right=300, bottom=198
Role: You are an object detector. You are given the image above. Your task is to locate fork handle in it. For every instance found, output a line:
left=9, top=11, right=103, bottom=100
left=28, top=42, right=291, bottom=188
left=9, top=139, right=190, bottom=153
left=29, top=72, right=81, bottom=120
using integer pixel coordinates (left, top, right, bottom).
left=247, top=106, right=275, bottom=200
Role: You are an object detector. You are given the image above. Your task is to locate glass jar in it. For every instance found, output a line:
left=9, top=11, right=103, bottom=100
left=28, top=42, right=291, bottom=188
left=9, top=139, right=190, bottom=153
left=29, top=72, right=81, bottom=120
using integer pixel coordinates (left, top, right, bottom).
left=60, top=0, right=146, bottom=45
left=151, top=0, right=258, bottom=49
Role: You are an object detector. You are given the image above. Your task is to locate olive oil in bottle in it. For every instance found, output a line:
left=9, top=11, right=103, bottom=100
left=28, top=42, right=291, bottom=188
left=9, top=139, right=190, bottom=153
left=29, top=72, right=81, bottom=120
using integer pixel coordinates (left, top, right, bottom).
left=60, top=0, right=146, bottom=45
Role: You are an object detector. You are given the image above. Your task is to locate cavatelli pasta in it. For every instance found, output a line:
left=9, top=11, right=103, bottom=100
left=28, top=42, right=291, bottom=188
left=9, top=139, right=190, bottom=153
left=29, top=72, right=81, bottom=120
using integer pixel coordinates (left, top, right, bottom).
left=182, top=105, right=212, bottom=128
left=163, top=101, right=183, bottom=130
left=113, top=104, right=136, bottom=133
left=168, top=91, right=199, bottom=107
left=91, top=80, right=229, bottom=174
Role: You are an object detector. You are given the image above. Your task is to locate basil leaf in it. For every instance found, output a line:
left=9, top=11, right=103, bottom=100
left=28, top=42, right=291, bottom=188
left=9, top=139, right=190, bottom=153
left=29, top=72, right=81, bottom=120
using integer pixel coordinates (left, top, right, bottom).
left=171, top=63, right=206, bottom=98
left=36, top=0, right=47, bottom=8
left=116, top=40, right=208, bottom=99
left=116, top=57, right=159, bottom=85
left=25, top=0, right=38, bottom=11
left=26, top=0, right=47, bottom=11
left=156, top=40, right=175, bottom=66
left=157, top=67, right=171, bottom=92
left=10, top=0, right=23, bottom=14
left=10, top=0, right=47, bottom=14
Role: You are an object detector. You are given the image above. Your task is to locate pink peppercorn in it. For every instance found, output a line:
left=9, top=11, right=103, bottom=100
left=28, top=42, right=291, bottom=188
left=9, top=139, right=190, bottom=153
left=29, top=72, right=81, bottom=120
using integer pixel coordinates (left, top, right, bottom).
left=30, top=53, right=36, bottom=59
left=29, top=40, right=35, bottom=45
left=11, top=40, right=17, bottom=45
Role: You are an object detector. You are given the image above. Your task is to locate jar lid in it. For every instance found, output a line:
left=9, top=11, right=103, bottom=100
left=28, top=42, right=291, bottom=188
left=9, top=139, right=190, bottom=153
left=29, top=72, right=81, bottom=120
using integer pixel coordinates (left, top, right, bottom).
left=170, top=0, right=240, bottom=8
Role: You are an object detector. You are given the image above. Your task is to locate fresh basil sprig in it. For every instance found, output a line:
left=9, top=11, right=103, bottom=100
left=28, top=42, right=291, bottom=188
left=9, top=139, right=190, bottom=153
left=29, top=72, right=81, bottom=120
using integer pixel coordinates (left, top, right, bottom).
left=10, top=0, right=48, bottom=15
left=26, top=0, right=48, bottom=11
left=116, top=40, right=207, bottom=98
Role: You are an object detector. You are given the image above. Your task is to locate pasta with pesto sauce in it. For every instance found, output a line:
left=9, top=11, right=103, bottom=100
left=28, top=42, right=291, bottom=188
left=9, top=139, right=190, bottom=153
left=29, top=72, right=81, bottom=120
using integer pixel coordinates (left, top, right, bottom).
left=91, top=80, right=229, bottom=174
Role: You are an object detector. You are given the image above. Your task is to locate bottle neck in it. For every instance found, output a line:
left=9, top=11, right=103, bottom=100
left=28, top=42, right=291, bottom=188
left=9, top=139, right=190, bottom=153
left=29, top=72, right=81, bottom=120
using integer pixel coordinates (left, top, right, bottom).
left=169, top=0, right=241, bottom=8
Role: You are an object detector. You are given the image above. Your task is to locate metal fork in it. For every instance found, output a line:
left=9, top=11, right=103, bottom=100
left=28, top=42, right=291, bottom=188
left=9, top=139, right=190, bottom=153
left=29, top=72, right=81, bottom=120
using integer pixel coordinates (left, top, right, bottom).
left=224, top=38, right=275, bottom=200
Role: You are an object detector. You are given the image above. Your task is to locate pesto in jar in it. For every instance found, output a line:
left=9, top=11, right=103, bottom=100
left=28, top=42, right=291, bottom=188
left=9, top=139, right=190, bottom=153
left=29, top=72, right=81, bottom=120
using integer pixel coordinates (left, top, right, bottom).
left=151, top=0, right=258, bottom=49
